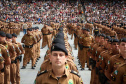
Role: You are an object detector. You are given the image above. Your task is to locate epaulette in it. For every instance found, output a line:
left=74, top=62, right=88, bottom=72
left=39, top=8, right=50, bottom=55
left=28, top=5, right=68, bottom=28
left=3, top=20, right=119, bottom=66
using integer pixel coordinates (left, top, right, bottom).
left=118, top=63, right=126, bottom=67
left=0, top=44, right=5, bottom=48
left=70, top=70, right=80, bottom=77
left=37, top=70, right=48, bottom=77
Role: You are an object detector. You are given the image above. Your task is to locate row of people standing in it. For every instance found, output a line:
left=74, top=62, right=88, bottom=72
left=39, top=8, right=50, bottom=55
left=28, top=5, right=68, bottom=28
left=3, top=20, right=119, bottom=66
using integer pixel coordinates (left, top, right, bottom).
left=34, top=23, right=84, bottom=84
left=0, top=31, right=24, bottom=84
left=67, top=21, right=126, bottom=84
left=21, top=27, right=42, bottom=69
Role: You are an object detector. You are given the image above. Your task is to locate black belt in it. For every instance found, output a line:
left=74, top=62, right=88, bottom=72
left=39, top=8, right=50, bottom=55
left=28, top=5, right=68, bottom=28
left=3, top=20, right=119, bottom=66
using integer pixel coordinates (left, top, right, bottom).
left=16, top=55, right=22, bottom=62
left=43, top=33, right=52, bottom=35
left=110, top=36, right=115, bottom=37
left=83, top=46, right=90, bottom=48
left=74, top=33, right=77, bottom=38
left=25, top=44, right=33, bottom=48
left=0, top=68, right=4, bottom=72
left=11, top=60, right=16, bottom=64
left=37, top=39, right=41, bottom=42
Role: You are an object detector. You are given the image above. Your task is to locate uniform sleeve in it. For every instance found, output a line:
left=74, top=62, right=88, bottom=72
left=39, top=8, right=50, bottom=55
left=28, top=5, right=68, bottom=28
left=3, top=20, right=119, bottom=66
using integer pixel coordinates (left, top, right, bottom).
left=18, top=43, right=25, bottom=54
left=105, top=56, right=114, bottom=80
left=99, top=54, right=106, bottom=70
left=10, top=44, right=16, bottom=60
left=92, top=37, right=95, bottom=43
left=111, top=67, right=123, bottom=84
left=0, top=56, right=4, bottom=64
left=33, top=36, right=37, bottom=44
left=34, top=76, right=40, bottom=84
left=77, top=77, right=83, bottom=84
left=39, top=32, right=42, bottom=39
left=14, top=44, right=21, bottom=56
left=2, top=47, right=10, bottom=62
left=21, top=35, right=25, bottom=43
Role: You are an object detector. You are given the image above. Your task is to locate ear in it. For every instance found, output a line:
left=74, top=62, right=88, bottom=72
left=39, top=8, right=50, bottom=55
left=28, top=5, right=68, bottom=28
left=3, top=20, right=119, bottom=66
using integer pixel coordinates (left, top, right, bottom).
left=49, top=54, right=52, bottom=61
left=65, top=55, right=68, bottom=59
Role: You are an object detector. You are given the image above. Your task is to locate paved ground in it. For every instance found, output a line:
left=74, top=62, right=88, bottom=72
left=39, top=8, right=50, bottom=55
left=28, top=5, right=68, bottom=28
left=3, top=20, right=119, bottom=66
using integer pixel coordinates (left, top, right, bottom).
left=17, top=24, right=91, bottom=84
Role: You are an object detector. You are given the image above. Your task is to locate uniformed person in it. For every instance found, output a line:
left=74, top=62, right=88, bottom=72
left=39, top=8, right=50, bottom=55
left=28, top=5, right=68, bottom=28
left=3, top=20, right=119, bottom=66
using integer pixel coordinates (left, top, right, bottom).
left=81, top=29, right=94, bottom=70
left=99, top=38, right=119, bottom=84
left=21, top=28, right=37, bottom=69
left=38, top=37, right=78, bottom=73
left=0, top=31, right=15, bottom=84
left=41, top=24, right=52, bottom=48
left=12, top=33, right=25, bottom=84
left=89, top=34, right=100, bottom=84
left=0, top=56, right=4, bottom=84
left=0, top=43, right=11, bottom=84
left=35, top=27, right=42, bottom=59
left=111, top=63, right=126, bottom=84
left=6, top=33, right=21, bottom=84
left=105, top=38, right=126, bottom=82
left=35, top=43, right=83, bottom=84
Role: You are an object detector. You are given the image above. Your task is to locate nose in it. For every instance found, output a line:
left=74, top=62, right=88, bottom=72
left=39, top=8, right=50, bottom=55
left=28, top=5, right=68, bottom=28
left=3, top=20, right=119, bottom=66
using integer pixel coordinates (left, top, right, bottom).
left=56, top=55, right=60, bottom=59
left=125, top=44, right=126, bottom=48
left=115, top=44, right=119, bottom=47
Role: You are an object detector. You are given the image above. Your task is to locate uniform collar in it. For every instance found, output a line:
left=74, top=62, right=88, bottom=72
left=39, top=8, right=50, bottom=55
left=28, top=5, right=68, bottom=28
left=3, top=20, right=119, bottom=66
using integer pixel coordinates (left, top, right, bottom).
left=49, top=68, right=69, bottom=79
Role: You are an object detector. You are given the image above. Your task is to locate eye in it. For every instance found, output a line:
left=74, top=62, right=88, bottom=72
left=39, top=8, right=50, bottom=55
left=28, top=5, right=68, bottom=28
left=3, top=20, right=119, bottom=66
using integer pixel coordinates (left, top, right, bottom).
left=52, top=53, right=57, bottom=56
left=59, top=53, right=65, bottom=57
left=121, top=43, right=125, bottom=46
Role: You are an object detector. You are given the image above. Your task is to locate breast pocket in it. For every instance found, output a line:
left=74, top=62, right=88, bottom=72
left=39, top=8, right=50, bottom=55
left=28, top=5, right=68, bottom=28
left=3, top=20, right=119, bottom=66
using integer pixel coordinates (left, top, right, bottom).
left=123, top=74, right=126, bottom=83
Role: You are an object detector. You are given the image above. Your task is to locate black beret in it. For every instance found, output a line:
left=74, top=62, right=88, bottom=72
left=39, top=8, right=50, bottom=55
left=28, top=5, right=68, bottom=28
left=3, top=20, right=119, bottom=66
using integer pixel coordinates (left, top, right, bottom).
left=27, top=28, right=32, bottom=31
left=51, top=43, right=68, bottom=55
left=6, top=34, right=12, bottom=39
left=86, top=29, right=90, bottom=32
left=58, top=27, right=63, bottom=31
left=35, top=26, right=39, bottom=29
left=56, top=34, right=64, bottom=39
left=0, top=31, right=6, bottom=37
left=123, top=27, right=126, bottom=29
left=52, top=38, right=65, bottom=45
left=100, top=34, right=106, bottom=38
left=120, top=38, right=126, bottom=42
left=108, top=38, right=113, bottom=42
left=112, top=39, right=119, bottom=43
left=55, top=32, right=64, bottom=38
left=32, top=27, right=35, bottom=30
left=12, top=33, right=17, bottom=37
left=106, top=36, right=111, bottom=40
left=82, top=28, right=86, bottom=30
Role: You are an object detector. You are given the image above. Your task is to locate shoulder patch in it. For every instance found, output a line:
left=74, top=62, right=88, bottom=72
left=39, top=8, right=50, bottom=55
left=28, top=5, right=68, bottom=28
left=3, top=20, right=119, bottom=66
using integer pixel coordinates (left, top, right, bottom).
left=70, top=70, right=80, bottom=77
left=37, top=70, right=47, bottom=77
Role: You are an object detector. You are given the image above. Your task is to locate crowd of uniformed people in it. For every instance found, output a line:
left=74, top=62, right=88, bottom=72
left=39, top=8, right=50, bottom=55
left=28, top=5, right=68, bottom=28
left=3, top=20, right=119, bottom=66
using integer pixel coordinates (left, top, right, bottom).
left=0, top=0, right=126, bottom=84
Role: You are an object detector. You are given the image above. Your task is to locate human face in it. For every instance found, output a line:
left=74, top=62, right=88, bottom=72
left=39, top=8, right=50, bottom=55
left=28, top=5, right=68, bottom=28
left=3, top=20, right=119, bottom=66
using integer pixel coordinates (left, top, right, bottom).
left=50, top=51, right=67, bottom=68
left=99, top=36, right=105, bottom=44
left=95, top=36, right=99, bottom=43
left=0, top=36, right=5, bottom=42
left=12, top=37, right=17, bottom=42
left=119, top=42, right=126, bottom=54
left=6, top=38, right=12, bottom=42
left=27, top=31, right=31, bottom=34
left=107, top=42, right=112, bottom=50
left=111, top=42, right=119, bottom=52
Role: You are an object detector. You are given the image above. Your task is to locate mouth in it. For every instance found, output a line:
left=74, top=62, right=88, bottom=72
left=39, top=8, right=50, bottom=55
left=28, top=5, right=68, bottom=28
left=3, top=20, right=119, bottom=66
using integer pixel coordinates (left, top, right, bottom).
left=55, top=61, right=61, bottom=64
